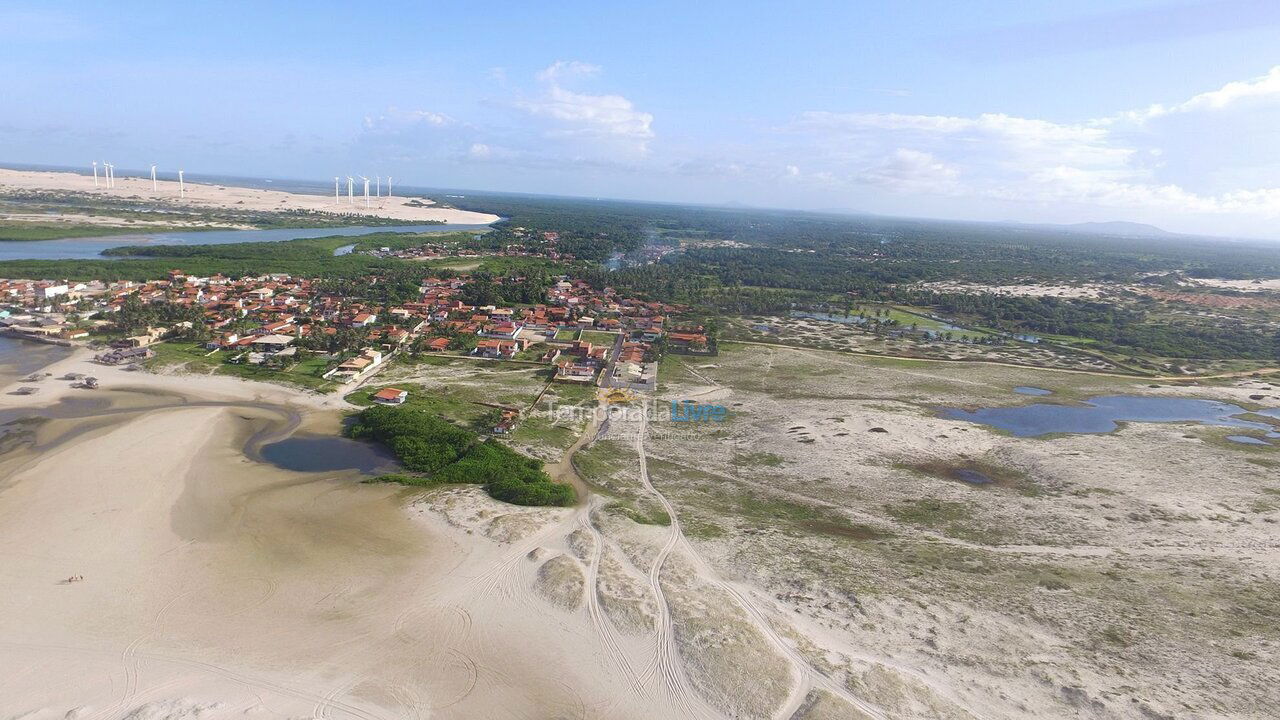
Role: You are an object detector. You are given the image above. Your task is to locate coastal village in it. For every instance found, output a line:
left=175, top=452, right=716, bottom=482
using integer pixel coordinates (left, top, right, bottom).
left=0, top=270, right=711, bottom=398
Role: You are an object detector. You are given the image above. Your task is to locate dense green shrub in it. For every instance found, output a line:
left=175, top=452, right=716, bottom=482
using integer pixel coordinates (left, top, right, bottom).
left=347, top=406, right=574, bottom=506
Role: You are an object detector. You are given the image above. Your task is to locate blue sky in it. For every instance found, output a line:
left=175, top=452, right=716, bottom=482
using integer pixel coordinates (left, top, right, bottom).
left=4, top=1, right=1280, bottom=236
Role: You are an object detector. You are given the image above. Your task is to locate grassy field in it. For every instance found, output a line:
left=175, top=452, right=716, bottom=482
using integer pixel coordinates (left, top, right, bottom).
left=146, top=341, right=337, bottom=391
left=0, top=221, right=197, bottom=242
left=580, top=330, right=619, bottom=345
left=553, top=328, right=579, bottom=342
left=889, top=306, right=993, bottom=340
left=347, top=382, right=493, bottom=426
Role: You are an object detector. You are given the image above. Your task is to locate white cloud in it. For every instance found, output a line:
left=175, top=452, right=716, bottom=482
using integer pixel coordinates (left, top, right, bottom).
left=783, top=67, right=1280, bottom=222
left=535, top=60, right=601, bottom=84
left=522, top=85, right=654, bottom=140
left=862, top=149, right=960, bottom=193
left=1114, top=65, right=1280, bottom=124
left=363, top=107, right=454, bottom=131
left=515, top=61, right=654, bottom=153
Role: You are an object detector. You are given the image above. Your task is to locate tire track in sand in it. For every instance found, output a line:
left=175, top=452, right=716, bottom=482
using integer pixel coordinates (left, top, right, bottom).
left=630, top=412, right=722, bottom=720
left=632, top=403, right=890, bottom=720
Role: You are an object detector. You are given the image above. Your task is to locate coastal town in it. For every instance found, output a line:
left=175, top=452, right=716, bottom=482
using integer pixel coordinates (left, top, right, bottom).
left=0, top=269, right=710, bottom=395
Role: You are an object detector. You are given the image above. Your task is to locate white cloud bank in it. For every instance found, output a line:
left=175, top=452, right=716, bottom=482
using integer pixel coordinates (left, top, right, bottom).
left=518, top=61, right=653, bottom=150
left=354, top=61, right=1280, bottom=234
left=784, top=65, right=1280, bottom=222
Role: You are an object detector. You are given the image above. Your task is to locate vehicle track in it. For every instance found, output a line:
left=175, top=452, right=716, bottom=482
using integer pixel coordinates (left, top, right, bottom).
left=577, top=497, right=644, bottom=689
left=630, top=412, right=724, bottom=720
left=631, top=400, right=890, bottom=720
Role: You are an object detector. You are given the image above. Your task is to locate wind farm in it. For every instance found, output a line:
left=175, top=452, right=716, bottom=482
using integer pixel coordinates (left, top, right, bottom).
left=0, top=166, right=499, bottom=225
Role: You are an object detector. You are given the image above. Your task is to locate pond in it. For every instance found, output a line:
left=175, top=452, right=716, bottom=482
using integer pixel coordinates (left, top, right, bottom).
left=1226, top=435, right=1272, bottom=446
left=0, top=223, right=494, bottom=261
left=257, top=434, right=399, bottom=473
left=790, top=311, right=867, bottom=325
left=941, top=395, right=1280, bottom=438
left=1013, top=386, right=1054, bottom=396
left=951, top=468, right=994, bottom=484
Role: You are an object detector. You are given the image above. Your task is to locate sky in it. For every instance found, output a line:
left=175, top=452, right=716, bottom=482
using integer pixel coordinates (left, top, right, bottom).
left=4, top=0, right=1280, bottom=237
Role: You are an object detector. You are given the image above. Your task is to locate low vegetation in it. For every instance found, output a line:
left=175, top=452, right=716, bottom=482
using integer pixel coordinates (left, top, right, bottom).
left=347, top=405, right=574, bottom=506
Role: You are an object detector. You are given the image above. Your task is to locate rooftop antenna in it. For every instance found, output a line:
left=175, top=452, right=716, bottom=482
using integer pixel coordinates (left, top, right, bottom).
left=346, top=176, right=355, bottom=204
left=92, top=162, right=99, bottom=188
left=334, top=176, right=340, bottom=205
left=178, top=169, right=185, bottom=199
left=150, top=164, right=157, bottom=192
left=359, top=176, right=370, bottom=207
left=375, top=174, right=381, bottom=198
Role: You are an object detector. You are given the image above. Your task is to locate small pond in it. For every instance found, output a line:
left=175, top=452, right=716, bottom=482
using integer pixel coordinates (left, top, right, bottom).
left=257, top=434, right=398, bottom=473
left=1226, top=435, right=1272, bottom=446
left=1013, top=386, right=1053, bottom=396
left=942, top=395, right=1280, bottom=438
left=951, top=469, right=994, bottom=484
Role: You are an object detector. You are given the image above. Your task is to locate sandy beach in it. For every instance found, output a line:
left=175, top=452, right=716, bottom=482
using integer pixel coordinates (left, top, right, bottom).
left=3, top=340, right=1276, bottom=719
left=0, top=349, right=719, bottom=719
left=0, top=168, right=500, bottom=226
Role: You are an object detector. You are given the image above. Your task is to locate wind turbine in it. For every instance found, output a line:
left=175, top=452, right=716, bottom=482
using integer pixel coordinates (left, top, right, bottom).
left=359, top=176, right=370, bottom=207
left=346, top=176, right=355, bottom=204
left=375, top=175, right=381, bottom=198
left=334, top=177, right=340, bottom=205
left=386, top=176, right=392, bottom=198
left=150, top=164, right=157, bottom=192
left=92, top=162, right=99, bottom=188
left=178, top=170, right=185, bottom=199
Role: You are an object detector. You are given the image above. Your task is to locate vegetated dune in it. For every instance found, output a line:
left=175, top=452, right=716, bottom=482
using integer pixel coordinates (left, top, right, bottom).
left=534, top=553, right=586, bottom=609
left=662, top=553, right=794, bottom=719
left=595, top=546, right=658, bottom=634
left=791, top=690, right=877, bottom=720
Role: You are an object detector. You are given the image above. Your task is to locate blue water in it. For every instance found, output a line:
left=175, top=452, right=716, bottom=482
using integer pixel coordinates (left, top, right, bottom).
left=943, top=395, right=1280, bottom=438
left=952, top=469, right=994, bottom=484
left=0, top=223, right=494, bottom=261
left=258, top=435, right=398, bottom=473
left=790, top=311, right=867, bottom=325
left=0, top=336, right=72, bottom=383
left=1013, top=386, right=1054, bottom=396
left=1227, top=435, right=1272, bottom=445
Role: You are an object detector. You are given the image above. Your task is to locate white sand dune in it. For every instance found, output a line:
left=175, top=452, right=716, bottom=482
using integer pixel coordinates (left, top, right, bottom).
left=0, top=167, right=500, bottom=226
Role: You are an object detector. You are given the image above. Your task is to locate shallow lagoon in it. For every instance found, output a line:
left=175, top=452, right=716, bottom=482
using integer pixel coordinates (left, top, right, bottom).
left=258, top=434, right=399, bottom=473
left=943, top=395, right=1280, bottom=438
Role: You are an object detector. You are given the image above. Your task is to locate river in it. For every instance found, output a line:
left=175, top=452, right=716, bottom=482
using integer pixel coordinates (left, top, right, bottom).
left=0, top=223, right=494, bottom=261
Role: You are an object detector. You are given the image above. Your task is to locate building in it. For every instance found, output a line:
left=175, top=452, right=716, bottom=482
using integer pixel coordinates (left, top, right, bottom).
left=329, top=348, right=385, bottom=380
left=251, top=334, right=295, bottom=352
left=37, top=284, right=70, bottom=300
left=372, top=387, right=408, bottom=405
